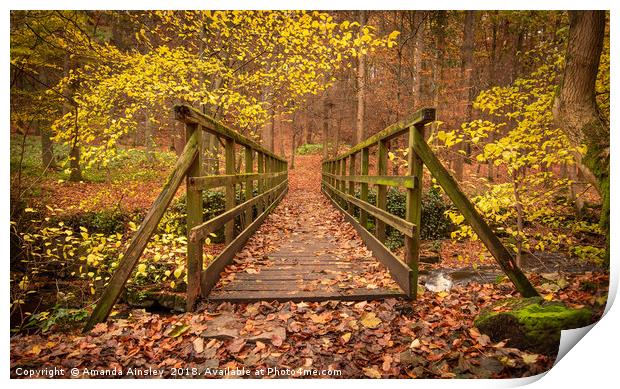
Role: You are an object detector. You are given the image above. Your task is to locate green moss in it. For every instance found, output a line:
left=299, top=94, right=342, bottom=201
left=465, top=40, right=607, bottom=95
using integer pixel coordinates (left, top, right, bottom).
left=475, top=297, right=592, bottom=355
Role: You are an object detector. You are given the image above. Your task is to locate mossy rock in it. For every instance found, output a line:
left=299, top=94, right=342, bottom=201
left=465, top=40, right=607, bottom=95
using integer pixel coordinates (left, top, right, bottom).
left=474, top=297, right=592, bottom=355
left=123, top=288, right=186, bottom=312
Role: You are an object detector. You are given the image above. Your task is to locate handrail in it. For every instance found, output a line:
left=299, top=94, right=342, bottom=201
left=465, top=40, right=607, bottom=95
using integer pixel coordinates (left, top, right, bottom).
left=174, top=105, right=286, bottom=163
left=323, top=107, right=435, bottom=163
left=321, top=106, right=538, bottom=300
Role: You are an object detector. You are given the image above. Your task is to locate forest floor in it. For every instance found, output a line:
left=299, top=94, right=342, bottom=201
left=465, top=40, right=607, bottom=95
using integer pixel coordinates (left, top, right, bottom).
left=10, top=154, right=609, bottom=379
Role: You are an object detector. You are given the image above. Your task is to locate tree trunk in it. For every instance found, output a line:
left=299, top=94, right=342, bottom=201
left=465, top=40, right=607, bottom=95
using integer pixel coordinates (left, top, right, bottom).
left=322, top=96, right=332, bottom=159
left=553, top=11, right=608, bottom=262
left=40, top=126, right=57, bottom=170
left=454, top=10, right=475, bottom=182
left=356, top=10, right=367, bottom=144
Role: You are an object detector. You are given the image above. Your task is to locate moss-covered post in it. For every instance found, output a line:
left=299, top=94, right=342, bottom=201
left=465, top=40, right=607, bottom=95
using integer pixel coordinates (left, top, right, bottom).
left=224, top=138, right=235, bottom=244
left=376, top=139, right=388, bottom=242
left=405, top=124, right=424, bottom=299
left=360, top=147, right=370, bottom=229
left=186, top=123, right=203, bottom=310
left=348, top=153, right=356, bottom=213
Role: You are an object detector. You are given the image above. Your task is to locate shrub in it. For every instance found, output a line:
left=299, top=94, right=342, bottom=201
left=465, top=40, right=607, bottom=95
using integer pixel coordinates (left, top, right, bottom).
left=296, top=143, right=324, bottom=155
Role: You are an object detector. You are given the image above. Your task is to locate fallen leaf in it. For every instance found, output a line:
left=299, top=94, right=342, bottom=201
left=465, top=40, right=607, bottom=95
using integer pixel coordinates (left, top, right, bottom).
left=192, top=337, right=204, bottom=353
left=360, top=312, right=382, bottom=329
left=363, top=367, right=382, bottom=378
left=169, top=324, right=190, bottom=338
left=521, top=353, right=539, bottom=364
left=341, top=332, right=352, bottom=343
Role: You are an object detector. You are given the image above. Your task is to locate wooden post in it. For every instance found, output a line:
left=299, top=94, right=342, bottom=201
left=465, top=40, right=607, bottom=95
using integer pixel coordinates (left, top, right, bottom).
left=186, top=123, right=203, bottom=310
left=376, top=139, right=388, bottom=242
left=257, top=152, right=265, bottom=214
left=340, top=158, right=347, bottom=194
left=360, top=147, right=369, bottom=229
left=348, top=153, right=356, bottom=213
left=405, top=125, right=423, bottom=299
left=410, top=128, right=539, bottom=297
left=84, top=131, right=200, bottom=331
left=244, top=146, right=254, bottom=226
left=225, top=138, right=235, bottom=244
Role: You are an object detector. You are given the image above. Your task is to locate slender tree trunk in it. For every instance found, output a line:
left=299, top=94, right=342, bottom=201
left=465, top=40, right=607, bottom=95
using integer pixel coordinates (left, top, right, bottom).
left=356, top=10, right=367, bottom=144
left=290, top=132, right=296, bottom=169
left=322, top=96, right=332, bottom=159
left=41, top=125, right=57, bottom=170
left=454, top=10, right=475, bottom=182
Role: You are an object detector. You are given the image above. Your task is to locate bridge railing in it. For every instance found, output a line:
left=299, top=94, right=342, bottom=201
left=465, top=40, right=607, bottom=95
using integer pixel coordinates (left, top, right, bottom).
left=85, top=105, right=288, bottom=331
left=321, top=107, right=538, bottom=300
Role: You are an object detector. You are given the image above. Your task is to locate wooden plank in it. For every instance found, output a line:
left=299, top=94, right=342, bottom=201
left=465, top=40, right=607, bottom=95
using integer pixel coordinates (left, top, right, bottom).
left=323, top=107, right=435, bottom=163
left=84, top=131, right=200, bottom=331
left=175, top=104, right=285, bottom=163
left=324, top=173, right=415, bottom=189
left=322, top=187, right=412, bottom=297
left=185, top=123, right=203, bottom=311
left=189, top=171, right=286, bottom=191
left=376, top=139, right=388, bottom=242
left=190, top=180, right=288, bottom=242
left=201, top=185, right=288, bottom=296
left=411, top=128, right=539, bottom=297
left=208, top=288, right=406, bottom=303
left=322, top=180, right=416, bottom=238
left=224, top=138, right=235, bottom=244
left=360, top=148, right=369, bottom=228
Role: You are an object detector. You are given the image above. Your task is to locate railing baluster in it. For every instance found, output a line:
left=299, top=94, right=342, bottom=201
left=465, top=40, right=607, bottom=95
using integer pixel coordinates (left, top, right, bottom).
left=348, top=153, right=356, bottom=213
left=224, top=138, right=235, bottom=244
left=376, top=139, right=388, bottom=242
left=360, top=147, right=369, bottom=229
left=244, top=146, right=254, bottom=227
left=257, top=152, right=265, bottom=214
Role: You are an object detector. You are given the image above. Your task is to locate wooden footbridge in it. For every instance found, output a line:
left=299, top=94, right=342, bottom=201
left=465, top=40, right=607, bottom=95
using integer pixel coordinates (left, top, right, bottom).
left=84, top=104, right=538, bottom=331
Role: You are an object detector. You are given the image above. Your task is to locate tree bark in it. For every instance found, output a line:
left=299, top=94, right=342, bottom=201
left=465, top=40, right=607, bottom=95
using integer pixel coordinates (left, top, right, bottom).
left=322, top=95, right=332, bottom=159
left=356, top=10, right=367, bottom=144
left=454, top=10, right=475, bottom=181
left=553, top=11, right=608, bottom=259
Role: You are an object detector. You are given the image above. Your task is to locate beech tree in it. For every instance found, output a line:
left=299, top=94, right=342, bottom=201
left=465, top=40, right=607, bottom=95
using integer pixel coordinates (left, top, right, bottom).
left=553, top=10, right=609, bottom=261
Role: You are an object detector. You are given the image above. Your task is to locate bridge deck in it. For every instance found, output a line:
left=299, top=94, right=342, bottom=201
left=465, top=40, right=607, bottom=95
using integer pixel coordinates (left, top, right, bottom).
left=207, top=161, right=405, bottom=303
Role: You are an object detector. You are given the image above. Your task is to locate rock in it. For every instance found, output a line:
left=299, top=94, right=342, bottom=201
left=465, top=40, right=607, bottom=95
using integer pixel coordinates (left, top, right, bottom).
left=424, top=273, right=453, bottom=292
left=474, top=297, right=592, bottom=355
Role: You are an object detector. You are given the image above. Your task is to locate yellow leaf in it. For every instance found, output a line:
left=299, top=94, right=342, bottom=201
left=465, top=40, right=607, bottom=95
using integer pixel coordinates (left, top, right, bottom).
left=437, top=291, right=449, bottom=298
left=521, top=353, right=539, bottom=364
left=360, top=312, right=382, bottom=329
left=341, top=332, right=352, bottom=343
left=543, top=293, right=554, bottom=301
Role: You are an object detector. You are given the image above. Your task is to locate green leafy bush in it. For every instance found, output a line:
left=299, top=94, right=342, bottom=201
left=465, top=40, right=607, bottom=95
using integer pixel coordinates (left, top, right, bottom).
left=296, top=143, right=324, bottom=155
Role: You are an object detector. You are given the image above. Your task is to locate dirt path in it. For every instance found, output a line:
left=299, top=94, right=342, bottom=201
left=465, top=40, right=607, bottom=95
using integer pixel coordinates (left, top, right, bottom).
left=209, top=154, right=403, bottom=301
